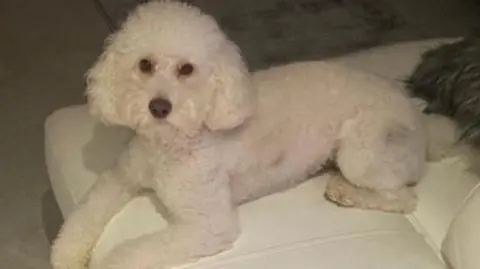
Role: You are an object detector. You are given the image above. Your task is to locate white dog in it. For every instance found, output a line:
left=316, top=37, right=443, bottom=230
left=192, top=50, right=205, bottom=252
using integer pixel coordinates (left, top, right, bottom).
left=51, top=1, right=427, bottom=269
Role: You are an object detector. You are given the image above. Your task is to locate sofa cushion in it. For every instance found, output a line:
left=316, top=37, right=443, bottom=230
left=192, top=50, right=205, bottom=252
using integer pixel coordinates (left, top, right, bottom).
left=90, top=179, right=445, bottom=269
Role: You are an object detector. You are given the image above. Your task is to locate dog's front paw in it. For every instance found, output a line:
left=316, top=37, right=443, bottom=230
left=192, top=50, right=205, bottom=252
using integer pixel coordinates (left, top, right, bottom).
left=51, top=245, right=91, bottom=269
left=51, top=230, right=93, bottom=269
left=324, top=175, right=417, bottom=214
left=324, top=176, right=357, bottom=208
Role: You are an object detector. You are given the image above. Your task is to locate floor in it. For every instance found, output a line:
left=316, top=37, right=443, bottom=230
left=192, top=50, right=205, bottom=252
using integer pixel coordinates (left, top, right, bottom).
left=0, top=0, right=477, bottom=268
left=0, top=0, right=109, bottom=268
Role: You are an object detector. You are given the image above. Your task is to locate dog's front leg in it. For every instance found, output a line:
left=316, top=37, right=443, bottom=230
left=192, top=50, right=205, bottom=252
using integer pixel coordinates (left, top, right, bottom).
left=51, top=142, right=147, bottom=269
left=51, top=172, right=139, bottom=269
left=95, top=162, right=239, bottom=269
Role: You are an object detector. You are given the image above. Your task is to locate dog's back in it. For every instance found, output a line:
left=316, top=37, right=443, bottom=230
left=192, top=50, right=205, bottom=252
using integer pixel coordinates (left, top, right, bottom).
left=229, top=61, right=426, bottom=205
left=251, top=61, right=422, bottom=132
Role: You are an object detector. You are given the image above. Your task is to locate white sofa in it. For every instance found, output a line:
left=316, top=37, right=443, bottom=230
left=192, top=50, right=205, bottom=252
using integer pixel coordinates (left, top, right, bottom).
left=45, top=39, right=480, bottom=269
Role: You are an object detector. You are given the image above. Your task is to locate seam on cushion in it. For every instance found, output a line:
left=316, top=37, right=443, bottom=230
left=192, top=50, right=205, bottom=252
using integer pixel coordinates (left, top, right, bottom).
left=447, top=181, right=480, bottom=235
left=449, top=183, right=480, bottom=225
left=444, top=183, right=480, bottom=269
left=187, top=230, right=417, bottom=269
left=406, top=213, right=443, bottom=262
left=443, top=183, right=480, bottom=269
left=453, top=227, right=462, bottom=269
left=406, top=182, right=480, bottom=266
left=441, top=224, right=462, bottom=269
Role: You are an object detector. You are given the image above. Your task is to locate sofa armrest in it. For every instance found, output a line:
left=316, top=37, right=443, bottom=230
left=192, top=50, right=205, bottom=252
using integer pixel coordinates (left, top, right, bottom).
left=44, top=105, right=134, bottom=216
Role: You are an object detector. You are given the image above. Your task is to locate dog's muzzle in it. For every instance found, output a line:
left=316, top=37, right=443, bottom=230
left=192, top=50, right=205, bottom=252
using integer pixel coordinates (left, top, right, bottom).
left=148, top=97, right=172, bottom=119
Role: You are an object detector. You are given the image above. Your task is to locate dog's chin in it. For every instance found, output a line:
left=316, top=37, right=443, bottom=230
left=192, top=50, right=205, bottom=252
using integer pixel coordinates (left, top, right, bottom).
left=131, top=116, right=203, bottom=140
left=168, top=121, right=204, bottom=138
left=164, top=113, right=206, bottom=138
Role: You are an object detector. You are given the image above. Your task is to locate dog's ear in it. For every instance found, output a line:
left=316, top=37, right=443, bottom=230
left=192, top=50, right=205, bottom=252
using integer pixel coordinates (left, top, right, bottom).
left=85, top=34, right=121, bottom=125
left=206, top=41, right=255, bottom=131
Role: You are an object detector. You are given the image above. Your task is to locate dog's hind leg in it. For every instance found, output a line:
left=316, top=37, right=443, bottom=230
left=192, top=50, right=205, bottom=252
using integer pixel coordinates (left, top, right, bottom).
left=324, top=173, right=417, bottom=213
left=325, top=116, right=426, bottom=213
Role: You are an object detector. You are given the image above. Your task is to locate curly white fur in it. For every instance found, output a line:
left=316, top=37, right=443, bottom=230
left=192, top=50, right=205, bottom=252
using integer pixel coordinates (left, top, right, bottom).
left=51, top=1, right=427, bottom=269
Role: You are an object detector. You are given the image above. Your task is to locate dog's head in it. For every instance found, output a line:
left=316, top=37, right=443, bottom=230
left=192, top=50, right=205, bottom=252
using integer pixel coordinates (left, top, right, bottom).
left=86, top=1, right=255, bottom=137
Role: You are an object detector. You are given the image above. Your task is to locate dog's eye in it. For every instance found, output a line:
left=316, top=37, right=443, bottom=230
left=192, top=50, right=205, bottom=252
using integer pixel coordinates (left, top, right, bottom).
left=177, top=62, right=194, bottom=77
left=139, top=58, right=155, bottom=74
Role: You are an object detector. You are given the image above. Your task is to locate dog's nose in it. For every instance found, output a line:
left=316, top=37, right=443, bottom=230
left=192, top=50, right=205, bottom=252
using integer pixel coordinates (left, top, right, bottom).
left=148, top=98, right=172, bottom=119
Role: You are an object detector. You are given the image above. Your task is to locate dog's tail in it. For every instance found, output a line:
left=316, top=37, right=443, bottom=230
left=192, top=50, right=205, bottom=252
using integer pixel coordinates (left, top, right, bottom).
left=422, top=112, right=479, bottom=172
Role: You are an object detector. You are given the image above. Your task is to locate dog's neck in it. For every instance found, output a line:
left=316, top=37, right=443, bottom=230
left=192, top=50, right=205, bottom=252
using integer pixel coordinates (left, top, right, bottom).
left=133, top=118, right=251, bottom=159
left=135, top=126, right=217, bottom=155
